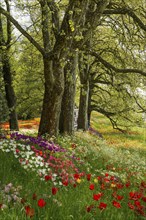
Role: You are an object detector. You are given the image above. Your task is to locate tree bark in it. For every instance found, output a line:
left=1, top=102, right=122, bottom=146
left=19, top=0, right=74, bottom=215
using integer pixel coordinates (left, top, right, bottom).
left=0, top=9, right=19, bottom=131
left=87, top=85, right=92, bottom=128
left=2, top=52, right=19, bottom=130
left=38, top=57, right=64, bottom=136
left=77, top=53, right=89, bottom=130
left=59, top=52, right=78, bottom=134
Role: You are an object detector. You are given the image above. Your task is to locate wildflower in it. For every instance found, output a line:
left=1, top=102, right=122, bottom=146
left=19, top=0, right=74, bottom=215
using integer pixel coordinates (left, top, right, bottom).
left=62, top=180, right=68, bottom=186
left=74, top=173, right=80, bottom=180
left=52, top=187, right=58, bottom=195
left=94, top=178, right=98, bottom=183
left=100, top=183, right=105, bottom=190
left=25, top=206, right=35, bottom=218
left=38, top=198, right=46, bottom=208
left=129, top=192, right=142, bottom=200
left=86, top=205, right=94, bottom=212
left=76, top=178, right=81, bottom=184
left=142, top=197, right=146, bottom=202
left=39, top=151, right=43, bottom=156
left=116, top=183, right=124, bottom=189
left=134, top=200, right=142, bottom=209
left=98, top=176, right=102, bottom=181
left=6, top=135, right=10, bottom=139
left=4, top=186, right=10, bottom=193
left=117, top=195, right=124, bottom=200
left=111, top=183, right=116, bottom=188
left=128, top=202, right=135, bottom=210
left=93, top=193, right=102, bottom=201
left=112, top=192, right=124, bottom=201
left=125, top=181, right=130, bottom=188
left=87, top=174, right=91, bottom=181
left=45, top=175, right=52, bottom=181
left=12, top=195, right=19, bottom=202
left=89, top=184, right=95, bottom=190
left=98, top=202, right=107, bottom=210
left=112, top=200, right=121, bottom=208
left=16, top=149, right=20, bottom=154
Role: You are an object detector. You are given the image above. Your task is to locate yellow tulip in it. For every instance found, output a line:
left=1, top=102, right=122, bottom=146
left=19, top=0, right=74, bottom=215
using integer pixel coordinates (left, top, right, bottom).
left=76, top=178, right=81, bottom=184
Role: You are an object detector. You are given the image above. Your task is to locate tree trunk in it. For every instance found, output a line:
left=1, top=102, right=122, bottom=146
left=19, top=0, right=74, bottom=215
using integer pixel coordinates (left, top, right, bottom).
left=87, top=87, right=92, bottom=128
left=38, top=57, right=64, bottom=136
left=0, top=12, right=19, bottom=131
left=2, top=51, right=19, bottom=130
left=77, top=53, right=89, bottom=130
left=59, top=52, right=77, bottom=134
left=78, top=82, right=89, bottom=130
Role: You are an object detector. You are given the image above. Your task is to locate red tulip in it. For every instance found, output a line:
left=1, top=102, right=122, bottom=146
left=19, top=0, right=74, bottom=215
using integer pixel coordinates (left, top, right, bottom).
left=93, top=193, right=102, bottom=201
left=112, top=200, right=121, bottom=208
left=89, top=184, right=95, bottom=190
left=52, top=187, right=58, bottom=195
left=25, top=206, right=35, bottom=218
left=98, top=202, right=107, bottom=210
left=87, top=174, right=91, bottom=181
left=38, top=198, right=46, bottom=208
left=45, top=175, right=52, bottom=181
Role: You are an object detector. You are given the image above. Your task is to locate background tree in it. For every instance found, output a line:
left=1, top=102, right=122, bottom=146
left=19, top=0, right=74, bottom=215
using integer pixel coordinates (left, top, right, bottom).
left=14, top=39, right=44, bottom=119
left=0, top=0, right=19, bottom=130
left=78, top=0, right=146, bottom=131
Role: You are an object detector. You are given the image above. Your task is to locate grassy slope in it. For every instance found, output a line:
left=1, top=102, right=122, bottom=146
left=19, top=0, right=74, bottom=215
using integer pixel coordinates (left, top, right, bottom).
left=91, top=111, right=146, bottom=150
left=0, top=113, right=146, bottom=219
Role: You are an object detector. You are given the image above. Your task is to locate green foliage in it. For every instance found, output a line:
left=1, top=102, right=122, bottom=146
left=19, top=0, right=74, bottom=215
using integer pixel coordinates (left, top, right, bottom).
left=13, top=41, right=44, bottom=119
left=0, top=72, right=9, bottom=123
left=1, top=0, right=146, bottom=134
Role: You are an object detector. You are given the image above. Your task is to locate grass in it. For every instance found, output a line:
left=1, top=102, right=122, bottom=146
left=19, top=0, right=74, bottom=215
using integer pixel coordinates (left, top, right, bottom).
left=91, top=111, right=146, bottom=150
left=0, top=113, right=146, bottom=219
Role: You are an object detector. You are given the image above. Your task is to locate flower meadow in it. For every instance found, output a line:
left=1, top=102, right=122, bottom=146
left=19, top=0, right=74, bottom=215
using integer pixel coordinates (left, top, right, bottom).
left=0, top=129, right=146, bottom=220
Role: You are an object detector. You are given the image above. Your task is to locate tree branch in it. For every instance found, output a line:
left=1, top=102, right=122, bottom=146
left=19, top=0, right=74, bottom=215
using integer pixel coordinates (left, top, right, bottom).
left=103, top=8, right=146, bottom=32
left=88, top=51, right=146, bottom=77
left=47, top=0, right=60, bottom=39
left=0, top=6, right=45, bottom=55
left=5, top=0, right=11, bottom=47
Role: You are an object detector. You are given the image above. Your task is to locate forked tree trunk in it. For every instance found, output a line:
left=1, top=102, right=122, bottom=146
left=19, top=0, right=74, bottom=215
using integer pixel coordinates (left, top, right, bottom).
left=59, top=52, right=77, bottom=134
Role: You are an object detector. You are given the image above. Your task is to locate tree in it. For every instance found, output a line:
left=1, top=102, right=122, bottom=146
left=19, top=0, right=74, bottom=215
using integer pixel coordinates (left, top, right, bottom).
left=59, top=50, right=78, bottom=134
left=0, top=0, right=19, bottom=130
left=14, top=38, right=44, bottom=119
left=85, top=0, right=146, bottom=130
left=77, top=0, right=146, bottom=131
left=0, top=0, right=110, bottom=136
